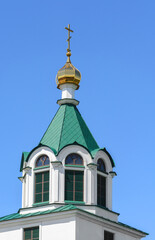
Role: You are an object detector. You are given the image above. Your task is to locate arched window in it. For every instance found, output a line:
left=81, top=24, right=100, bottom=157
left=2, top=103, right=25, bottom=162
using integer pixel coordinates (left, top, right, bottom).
left=97, top=159, right=106, bottom=207
left=97, top=158, right=106, bottom=172
left=65, top=153, right=84, bottom=202
left=65, top=153, right=83, bottom=165
left=35, top=155, right=50, bottom=168
left=34, top=155, right=50, bottom=204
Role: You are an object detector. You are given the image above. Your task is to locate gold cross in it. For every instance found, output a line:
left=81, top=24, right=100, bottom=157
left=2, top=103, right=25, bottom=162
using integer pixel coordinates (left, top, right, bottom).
left=65, top=24, right=73, bottom=52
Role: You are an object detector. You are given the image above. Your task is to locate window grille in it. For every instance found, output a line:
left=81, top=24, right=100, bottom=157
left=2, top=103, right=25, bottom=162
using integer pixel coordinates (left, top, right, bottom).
left=24, top=227, right=39, bottom=240
left=35, top=171, right=49, bottom=203
left=36, top=155, right=50, bottom=168
left=65, top=170, right=83, bottom=201
left=97, top=174, right=106, bottom=207
left=65, top=153, right=83, bottom=165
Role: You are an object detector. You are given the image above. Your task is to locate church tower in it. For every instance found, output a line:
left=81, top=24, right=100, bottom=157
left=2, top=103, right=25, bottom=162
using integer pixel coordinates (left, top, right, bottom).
left=0, top=25, right=148, bottom=240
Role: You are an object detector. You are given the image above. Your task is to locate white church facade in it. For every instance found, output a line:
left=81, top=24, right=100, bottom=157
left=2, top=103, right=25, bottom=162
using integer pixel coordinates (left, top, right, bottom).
left=0, top=25, right=148, bottom=240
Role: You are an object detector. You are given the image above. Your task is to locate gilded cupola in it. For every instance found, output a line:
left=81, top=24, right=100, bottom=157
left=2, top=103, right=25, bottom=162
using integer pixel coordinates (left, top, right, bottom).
left=56, top=24, right=81, bottom=90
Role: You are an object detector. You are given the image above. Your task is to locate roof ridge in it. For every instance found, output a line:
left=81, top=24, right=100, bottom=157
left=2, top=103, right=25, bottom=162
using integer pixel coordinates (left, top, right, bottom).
left=74, top=107, right=99, bottom=151
left=57, top=105, right=67, bottom=152
left=39, top=107, right=61, bottom=144
left=74, top=106, right=88, bottom=149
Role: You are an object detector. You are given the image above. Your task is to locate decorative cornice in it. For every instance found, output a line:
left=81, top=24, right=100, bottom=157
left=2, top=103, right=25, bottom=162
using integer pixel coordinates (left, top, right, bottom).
left=87, top=163, right=97, bottom=170
left=109, top=171, right=117, bottom=178
left=51, top=161, right=62, bottom=168
left=18, top=174, right=26, bottom=183
left=0, top=205, right=148, bottom=237
left=22, top=166, right=32, bottom=174
left=57, top=98, right=79, bottom=106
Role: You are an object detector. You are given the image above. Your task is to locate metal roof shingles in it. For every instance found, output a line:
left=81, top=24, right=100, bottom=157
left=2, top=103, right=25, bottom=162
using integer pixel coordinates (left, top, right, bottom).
left=40, top=104, right=99, bottom=155
left=20, top=104, right=117, bottom=171
left=40, top=105, right=66, bottom=152
left=74, top=107, right=99, bottom=151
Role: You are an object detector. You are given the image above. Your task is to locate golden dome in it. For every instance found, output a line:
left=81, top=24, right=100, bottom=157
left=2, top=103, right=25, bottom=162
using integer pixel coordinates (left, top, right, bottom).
left=56, top=60, right=81, bottom=89
left=56, top=24, right=81, bottom=89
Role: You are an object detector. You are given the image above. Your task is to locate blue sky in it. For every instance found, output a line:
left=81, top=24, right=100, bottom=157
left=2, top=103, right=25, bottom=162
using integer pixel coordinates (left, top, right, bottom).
left=0, top=0, right=154, bottom=239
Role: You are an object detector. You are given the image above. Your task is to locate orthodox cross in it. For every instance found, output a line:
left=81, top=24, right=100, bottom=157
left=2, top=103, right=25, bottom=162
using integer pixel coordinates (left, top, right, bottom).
left=65, top=24, right=73, bottom=52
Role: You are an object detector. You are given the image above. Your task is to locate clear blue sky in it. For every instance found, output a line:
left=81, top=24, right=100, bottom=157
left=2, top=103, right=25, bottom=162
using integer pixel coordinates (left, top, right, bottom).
left=0, top=0, right=154, bottom=239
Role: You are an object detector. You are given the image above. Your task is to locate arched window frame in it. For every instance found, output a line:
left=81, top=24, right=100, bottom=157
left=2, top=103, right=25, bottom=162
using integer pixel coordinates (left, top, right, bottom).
left=97, top=158, right=107, bottom=208
left=64, top=153, right=85, bottom=203
left=33, top=154, right=50, bottom=205
left=65, top=153, right=83, bottom=166
left=97, top=158, right=106, bottom=173
left=35, top=155, right=50, bottom=168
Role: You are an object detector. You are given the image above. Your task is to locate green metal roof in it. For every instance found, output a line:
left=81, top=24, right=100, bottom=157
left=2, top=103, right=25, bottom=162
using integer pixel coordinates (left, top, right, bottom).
left=20, top=104, right=115, bottom=171
left=20, top=152, right=29, bottom=173
left=40, top=104, right=99, bottom=155
left=0, top=204, right=148, bottom=235
left=0, top=205, right=77, bottom=222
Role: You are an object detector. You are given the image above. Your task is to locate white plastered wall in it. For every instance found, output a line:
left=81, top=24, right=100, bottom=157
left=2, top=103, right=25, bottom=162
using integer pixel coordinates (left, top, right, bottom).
left=59, top=83, right=77, bottom=99
left=0, top=227, right=22, bottom=240
left=76, top=215, right=143, bottom=240
left=21, top=145, right=114, bottom=211
left=42, top=216, right=75, bottom=240
left=22, top=147, right=56, bottom=208
left=0, top=215, right=76, bottom=240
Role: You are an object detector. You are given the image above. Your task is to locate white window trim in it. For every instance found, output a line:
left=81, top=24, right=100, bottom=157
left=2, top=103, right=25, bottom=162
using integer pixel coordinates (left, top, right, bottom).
left=33, top=168, right=50, bottom=205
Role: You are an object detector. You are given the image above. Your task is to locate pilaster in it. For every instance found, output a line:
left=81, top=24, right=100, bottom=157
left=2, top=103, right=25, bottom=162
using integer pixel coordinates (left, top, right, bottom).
left=51, top=161, right=62, bottom=202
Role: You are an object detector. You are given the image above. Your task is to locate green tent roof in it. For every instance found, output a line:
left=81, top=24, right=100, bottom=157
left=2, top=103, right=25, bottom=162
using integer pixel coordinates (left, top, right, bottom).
left=20, top=103, right=115, bottom=171
left=40, top=104, right=99, bottom=155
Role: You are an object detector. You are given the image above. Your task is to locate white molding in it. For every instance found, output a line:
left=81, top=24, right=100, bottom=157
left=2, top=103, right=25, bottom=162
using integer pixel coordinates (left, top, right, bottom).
left=57, top=145, right=92, bottom=167
left=94, top=151, right=113, bottom=173
left=57, top=98, right=79, bottom=106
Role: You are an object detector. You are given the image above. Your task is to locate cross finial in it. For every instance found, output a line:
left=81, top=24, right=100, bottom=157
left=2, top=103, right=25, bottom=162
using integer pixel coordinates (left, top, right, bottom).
left=65, top=24, right=73, bottom=63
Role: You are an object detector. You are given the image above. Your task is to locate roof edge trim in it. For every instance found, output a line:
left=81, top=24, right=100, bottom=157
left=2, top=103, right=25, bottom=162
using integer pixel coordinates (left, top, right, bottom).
left=92, top=148, right=115, bottom=168
left=20, top=145, right=56, bottom=172
left=56, top=142, right=95, bottom=158
left=0, top=205, right=148, bottom=236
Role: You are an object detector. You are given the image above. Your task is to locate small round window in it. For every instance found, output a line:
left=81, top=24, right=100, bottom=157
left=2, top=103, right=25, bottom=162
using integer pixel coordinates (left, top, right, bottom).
left=36, top=155, right=50, bottom=168
left=97, top=159, right=106, bottom=172
left=65, top=153, right=83, bottom=165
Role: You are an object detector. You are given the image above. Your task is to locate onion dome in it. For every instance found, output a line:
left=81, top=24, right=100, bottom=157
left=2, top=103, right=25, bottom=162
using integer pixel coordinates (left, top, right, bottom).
left=56, top=24, right=81, bottom=90
left=56, top=61, right=81, bottom=90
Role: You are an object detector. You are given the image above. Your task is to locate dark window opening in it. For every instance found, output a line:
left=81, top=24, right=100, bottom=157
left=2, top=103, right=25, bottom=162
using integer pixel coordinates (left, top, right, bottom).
left=104, top=231, right=114, bottom=240
left=35, top=171, right=49, bottom=203
left=97, top=174, right=106, bottom=207
left=97, top=159, right=106, bottom=172
left=24, top=227, right=39, bottom=240
left=65, top=170, right=83, bottom=201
